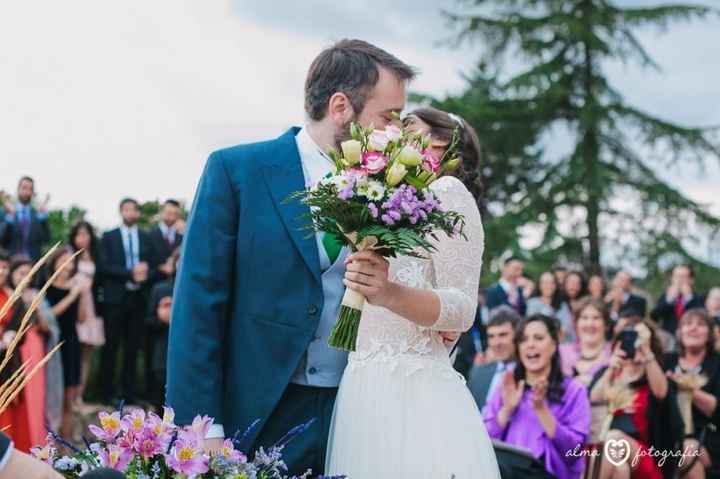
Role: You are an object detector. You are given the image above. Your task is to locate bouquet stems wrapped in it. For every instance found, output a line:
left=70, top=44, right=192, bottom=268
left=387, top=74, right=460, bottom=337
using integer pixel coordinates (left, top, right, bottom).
left=292, top=121, right=466, bottom=352
left=673, top=372, right=708, bottom=436
left=598, top=383, right=636, bottom=440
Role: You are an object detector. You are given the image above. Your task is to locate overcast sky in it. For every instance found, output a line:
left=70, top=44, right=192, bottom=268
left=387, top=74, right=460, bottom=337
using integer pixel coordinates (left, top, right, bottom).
left=1, top=0, right=719, bottom=233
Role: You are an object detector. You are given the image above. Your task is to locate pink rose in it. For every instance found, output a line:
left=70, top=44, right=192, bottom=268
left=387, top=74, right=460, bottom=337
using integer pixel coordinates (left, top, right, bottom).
left=422, top=149, right=441, bottom=174
left=385, top=124, right=402, bottom=141
left=369, top=130, right=389, bottom=151
left=361, top=151, right=389, bottom=174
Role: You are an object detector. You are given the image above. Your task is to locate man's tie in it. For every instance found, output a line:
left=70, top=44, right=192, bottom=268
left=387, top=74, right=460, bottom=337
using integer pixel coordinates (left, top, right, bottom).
left=19, top=208, right=30, bottom=255
left=674, top=295, right=685, bottom=320
left=322, top=232, right=342, bottom=265
left=128, top=232, right=136, bottom=269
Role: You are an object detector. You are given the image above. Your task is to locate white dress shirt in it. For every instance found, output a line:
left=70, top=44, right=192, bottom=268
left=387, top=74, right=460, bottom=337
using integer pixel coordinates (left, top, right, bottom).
left=158, top=222, right=177, bottom=246
left=120, top=224, right=140, bottom=290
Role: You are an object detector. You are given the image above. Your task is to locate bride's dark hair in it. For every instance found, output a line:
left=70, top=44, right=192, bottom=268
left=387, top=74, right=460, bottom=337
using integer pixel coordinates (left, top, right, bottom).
left=405, top=107, right=483, bottom=202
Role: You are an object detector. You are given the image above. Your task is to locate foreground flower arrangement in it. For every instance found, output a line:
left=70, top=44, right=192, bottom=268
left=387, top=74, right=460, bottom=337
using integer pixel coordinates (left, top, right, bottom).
left=31, top=405, right=344, bottom=479
left=290, top=121, right=467, bottom=352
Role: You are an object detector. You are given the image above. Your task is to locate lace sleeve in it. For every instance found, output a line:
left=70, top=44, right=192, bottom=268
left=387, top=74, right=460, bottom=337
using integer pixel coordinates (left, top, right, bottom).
left=427, top=176, right=484, bottom=332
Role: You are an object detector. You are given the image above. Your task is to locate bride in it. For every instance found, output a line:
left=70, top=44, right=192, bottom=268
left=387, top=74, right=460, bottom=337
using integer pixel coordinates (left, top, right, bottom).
left=325, top=107, right=501, bottom=478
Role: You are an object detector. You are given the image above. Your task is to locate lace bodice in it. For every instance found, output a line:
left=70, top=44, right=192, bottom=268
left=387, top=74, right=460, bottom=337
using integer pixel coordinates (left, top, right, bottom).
left=349, top=176, right=485, bottom=369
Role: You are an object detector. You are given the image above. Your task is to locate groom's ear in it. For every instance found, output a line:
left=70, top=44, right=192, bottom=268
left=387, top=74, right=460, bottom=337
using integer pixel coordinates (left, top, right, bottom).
left=327, top=92, right=355, bottom=125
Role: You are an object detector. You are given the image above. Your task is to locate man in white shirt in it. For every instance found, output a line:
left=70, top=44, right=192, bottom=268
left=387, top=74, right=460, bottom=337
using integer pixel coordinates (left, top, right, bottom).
left=468, top=306, right=520, bottom=412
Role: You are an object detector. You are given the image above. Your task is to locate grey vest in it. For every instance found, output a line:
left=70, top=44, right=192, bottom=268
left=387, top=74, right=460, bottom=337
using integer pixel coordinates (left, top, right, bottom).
left=290, top=243, right=349, bottom=387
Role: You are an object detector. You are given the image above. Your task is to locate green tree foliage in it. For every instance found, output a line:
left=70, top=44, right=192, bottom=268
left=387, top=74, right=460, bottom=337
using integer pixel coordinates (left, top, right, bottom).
left=48, top=205, right=87, bottom=248
left=430, top=0, right=720, bottom=289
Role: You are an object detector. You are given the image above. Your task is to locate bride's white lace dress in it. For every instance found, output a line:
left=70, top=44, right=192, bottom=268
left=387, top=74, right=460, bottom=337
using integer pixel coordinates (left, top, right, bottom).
left=325, top=176, right=501, bottom=478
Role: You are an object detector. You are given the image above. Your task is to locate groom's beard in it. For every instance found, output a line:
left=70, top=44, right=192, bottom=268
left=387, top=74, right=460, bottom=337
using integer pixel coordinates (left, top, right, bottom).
left=333, top=117, right=356, bottom=151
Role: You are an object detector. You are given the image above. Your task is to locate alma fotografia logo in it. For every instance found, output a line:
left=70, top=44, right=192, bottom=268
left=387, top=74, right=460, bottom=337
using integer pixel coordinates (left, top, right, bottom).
left=604, top=439, right=631, bottom=466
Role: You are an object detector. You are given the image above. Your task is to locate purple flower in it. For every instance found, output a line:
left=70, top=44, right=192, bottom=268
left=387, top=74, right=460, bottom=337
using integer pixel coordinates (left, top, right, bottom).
left=381, top=214, right=395, bottom=225
left=186, top=414, right=214, bottom=443
left=89, top=411, right=122, bottom=443
left=30, top=444, right=57, bottom=465
left=219, top=438, right=246, bottom=464
left=121, top=408, right=146, bottom=435
left=99, top=444, right=133, bottom=471
left=388, top=210, right=402, bottom=221
left=367, top=203, right=379, bottom=219
left=338, top=187, right=354, bottom=200
left=134, top=429, right=164, bottom=460
left=166, top=438, right=209, bottom=476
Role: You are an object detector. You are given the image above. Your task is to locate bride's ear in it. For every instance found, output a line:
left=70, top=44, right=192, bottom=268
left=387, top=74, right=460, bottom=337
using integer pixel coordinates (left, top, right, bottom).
left=327, top=92, right=355, bottom=125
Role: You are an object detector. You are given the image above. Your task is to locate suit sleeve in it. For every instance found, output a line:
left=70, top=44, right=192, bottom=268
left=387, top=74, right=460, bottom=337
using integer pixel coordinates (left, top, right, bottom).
left=650, top=294, right=673, bottom=326
left=485, top=287, right=501, bottom=311
left=638, top=296, right=647, bottom=317
left=144, top=231, right=162, bottom=284
left=98, top=233, right=131, bottom=281
left=166, top=151, right=238, bottom=426
left=39, top=213, right=51, bottom=244
left=0, top=431, right=11, bottom=472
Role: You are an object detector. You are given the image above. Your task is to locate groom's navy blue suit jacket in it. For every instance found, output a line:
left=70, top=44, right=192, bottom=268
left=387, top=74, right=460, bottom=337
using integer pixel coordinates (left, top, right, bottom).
left=166, top=127, right=325, bottom=446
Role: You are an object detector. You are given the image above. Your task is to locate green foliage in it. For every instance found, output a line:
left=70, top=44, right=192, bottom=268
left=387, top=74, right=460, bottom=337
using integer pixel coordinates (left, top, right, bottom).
left=48, top=205, right=87, bottom=248
left=431, top=0, right=720, bottom=292
left=289, top=182, right=464, bottom=259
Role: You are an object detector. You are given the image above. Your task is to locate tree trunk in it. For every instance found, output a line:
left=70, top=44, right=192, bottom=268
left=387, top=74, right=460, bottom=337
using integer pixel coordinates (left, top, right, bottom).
left=581, top=0, right=602, bottom=273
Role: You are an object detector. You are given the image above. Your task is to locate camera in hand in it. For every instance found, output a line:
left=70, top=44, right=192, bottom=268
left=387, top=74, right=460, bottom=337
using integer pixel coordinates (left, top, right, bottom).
left=618, top=328, right=638, bottom=359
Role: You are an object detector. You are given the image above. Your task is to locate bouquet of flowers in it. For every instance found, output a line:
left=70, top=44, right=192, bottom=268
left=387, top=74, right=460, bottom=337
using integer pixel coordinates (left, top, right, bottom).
left=290, top=121, right=467, bottom=352
left=31, top=405, right=344, bottom=479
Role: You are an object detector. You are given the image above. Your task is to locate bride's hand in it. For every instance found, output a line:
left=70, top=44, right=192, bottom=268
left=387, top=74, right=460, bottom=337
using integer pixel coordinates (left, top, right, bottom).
left=344, top=251, right=393, bottom=307
left=202, top=437, right=224, bottom=454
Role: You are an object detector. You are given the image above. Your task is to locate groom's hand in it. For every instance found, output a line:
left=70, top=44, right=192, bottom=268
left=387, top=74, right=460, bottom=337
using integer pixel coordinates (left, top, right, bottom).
left=344, top=251, right=393, bottom=307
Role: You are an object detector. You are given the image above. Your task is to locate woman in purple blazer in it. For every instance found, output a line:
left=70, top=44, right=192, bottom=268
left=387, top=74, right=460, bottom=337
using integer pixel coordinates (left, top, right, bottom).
left=484, top=314, right=591, bottom=479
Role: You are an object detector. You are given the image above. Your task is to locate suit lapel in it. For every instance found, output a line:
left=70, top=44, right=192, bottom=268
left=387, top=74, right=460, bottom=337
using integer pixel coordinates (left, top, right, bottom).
left=263, top=128, right=321, bottom=285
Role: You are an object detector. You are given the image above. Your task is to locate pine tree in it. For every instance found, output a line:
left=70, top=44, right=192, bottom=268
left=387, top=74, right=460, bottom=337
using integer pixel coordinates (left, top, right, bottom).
left=435, top=0, right=720, bottom=284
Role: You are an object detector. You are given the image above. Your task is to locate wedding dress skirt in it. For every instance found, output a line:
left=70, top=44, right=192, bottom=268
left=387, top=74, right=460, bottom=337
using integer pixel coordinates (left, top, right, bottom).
left=325, top=177, right=501, bottom=478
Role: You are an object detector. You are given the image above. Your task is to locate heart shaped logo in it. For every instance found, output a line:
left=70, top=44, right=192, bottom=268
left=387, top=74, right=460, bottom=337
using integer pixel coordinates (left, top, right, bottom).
left=604, top=439, right=631, bottom=467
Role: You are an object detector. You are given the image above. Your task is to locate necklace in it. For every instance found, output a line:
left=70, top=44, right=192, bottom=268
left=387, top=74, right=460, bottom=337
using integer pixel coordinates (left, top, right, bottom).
left=579, top=344, right=604, bottom=361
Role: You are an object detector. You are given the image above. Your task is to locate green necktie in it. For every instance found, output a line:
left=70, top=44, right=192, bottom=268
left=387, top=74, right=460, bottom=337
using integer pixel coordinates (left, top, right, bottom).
left=322, top=232, right=342, bottom=264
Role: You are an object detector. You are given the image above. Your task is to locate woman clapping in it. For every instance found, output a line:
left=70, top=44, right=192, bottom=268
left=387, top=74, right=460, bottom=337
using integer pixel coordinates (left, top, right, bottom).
left=484, top=314, right=591, bottom=479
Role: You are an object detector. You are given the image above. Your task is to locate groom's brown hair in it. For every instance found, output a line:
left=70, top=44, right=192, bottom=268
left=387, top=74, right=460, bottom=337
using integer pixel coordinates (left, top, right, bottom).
left=304, top=39, right=416, bottom=121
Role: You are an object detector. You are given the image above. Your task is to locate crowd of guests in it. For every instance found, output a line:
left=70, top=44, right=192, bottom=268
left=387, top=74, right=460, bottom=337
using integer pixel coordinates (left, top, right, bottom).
left=457, top=257, right=720, bottom=478
left=0, top=176, right=181, bottom=453
left=1, top=174, right=719, bottom=479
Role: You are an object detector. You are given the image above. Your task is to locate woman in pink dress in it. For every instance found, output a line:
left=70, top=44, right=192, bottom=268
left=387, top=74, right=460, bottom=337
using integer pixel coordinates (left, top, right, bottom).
left=69, top=221, right=105, bottom=407
left=9, top=257, right=51, bottom=447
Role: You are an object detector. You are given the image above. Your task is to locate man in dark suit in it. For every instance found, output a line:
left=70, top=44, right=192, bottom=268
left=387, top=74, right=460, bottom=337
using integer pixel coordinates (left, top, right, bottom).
left=485, top=257, right=526, bottom=316
left=651, top=264, right=705, bottom=335
left=148, top=199, right=184, bottom=280
left=145, top=199, right=183, bottom=394
left=606, top=270, right=647, bottom=322
left=166, top=40, right=417, bottom=475
left=467, top=306, right=520, bottom=412
left=99, top=197, right=158, bottom=404
left=0, top=177, right=51, bottom=262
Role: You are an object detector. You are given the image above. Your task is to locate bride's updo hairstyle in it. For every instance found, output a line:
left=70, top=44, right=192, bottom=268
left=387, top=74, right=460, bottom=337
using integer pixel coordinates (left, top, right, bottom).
left=405, top=107, right=483, bottom=201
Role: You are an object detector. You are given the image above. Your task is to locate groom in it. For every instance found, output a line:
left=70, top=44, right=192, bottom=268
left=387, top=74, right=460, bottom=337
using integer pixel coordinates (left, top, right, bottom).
left=166, top=39, right=417, bottom=474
